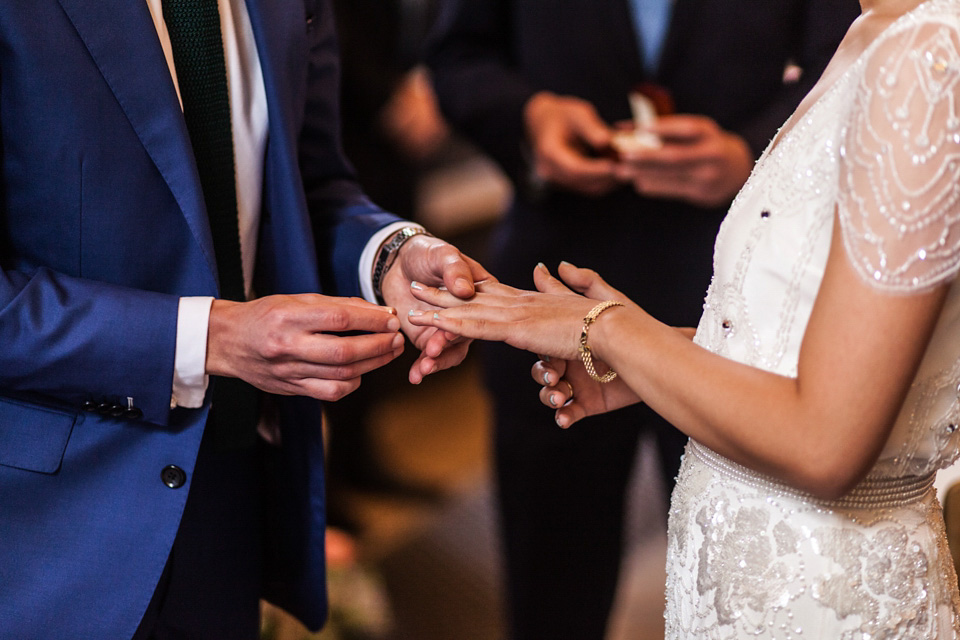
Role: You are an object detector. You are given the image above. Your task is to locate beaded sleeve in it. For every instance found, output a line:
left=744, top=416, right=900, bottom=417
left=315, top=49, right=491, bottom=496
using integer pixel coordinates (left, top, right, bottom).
left=836, top=15, right=960, bottom=292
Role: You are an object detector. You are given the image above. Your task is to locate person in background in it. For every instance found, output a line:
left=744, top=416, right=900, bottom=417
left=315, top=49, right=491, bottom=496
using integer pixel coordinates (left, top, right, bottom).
left=426, top=1, right=859, bottom=637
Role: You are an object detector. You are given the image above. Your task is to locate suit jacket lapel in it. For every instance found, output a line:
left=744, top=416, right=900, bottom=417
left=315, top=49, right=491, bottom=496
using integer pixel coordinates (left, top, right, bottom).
left=56, top=0, right=217, bottom=279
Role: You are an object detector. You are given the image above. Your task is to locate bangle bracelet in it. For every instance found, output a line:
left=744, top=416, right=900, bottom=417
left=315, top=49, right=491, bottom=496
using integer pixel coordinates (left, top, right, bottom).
left=372, top=227, right=431, bottom=304
left=579, top=300, right=624, bottom=383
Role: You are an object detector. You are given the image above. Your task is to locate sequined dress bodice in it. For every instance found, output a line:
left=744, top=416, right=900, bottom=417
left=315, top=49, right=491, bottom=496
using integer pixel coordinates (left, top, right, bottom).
left=666, top=1, right=960, bottom=637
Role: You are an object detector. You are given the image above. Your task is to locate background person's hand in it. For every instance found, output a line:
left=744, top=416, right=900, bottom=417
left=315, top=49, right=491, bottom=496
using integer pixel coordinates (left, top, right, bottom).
left=206, top=294, right=405, bottom=402
left=617, top=114, right=753, bottom=207
left=378, top=233, right=494, bottom=383
left=524, top=91, right=625, bottom=196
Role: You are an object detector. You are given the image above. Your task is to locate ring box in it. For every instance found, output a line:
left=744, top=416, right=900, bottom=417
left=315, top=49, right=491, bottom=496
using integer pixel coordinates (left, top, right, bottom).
left=610, top=83, right=675, bottom=156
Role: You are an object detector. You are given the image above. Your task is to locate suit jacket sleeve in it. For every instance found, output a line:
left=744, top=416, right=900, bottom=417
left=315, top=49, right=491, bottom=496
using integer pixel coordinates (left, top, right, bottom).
left=298, top=0, right=401, bottom=298
left=0, top=263, right=180, bottom=426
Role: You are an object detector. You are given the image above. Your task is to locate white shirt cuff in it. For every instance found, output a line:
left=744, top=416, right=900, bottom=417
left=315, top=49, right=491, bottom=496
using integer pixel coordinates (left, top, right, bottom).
left=172, top=296, right=215, bottom=409
left=359, top=221, right=419, bottom=304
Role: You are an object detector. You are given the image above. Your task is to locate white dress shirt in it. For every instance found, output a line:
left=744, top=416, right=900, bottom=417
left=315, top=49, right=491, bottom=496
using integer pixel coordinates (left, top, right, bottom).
left=145, top=0, right=404, bottom=408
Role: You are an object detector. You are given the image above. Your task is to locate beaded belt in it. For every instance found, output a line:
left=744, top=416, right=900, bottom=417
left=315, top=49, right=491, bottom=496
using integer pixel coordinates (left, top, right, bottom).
left=689, top=440, right=936, bottom=510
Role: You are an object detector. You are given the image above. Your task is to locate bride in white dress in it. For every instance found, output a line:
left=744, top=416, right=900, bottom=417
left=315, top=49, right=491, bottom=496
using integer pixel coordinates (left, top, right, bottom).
left=409, top=0, right=960, bottom=636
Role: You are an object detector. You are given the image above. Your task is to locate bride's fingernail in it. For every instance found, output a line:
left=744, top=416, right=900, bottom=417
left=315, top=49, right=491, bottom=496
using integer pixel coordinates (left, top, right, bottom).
left=410, top=281, right=424, bottom=291
left=556, top=414, right=569, bottom=429
left=433, top=312, right=441, bottom=320
left=541, top=355, right=551, bottom=363
left=536, top=262, right=547, bottom=270
left=542, top=371, right=552, bottom=386
left=549, top=393, right=558, bottom=407
left=408, top=309, right=424, bottom=317
left=560, top=261, right=573, bottom=268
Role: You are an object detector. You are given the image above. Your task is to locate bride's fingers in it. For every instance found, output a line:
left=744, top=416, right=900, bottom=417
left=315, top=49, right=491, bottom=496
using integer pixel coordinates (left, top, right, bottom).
left=556, top=261, right=624, bottom=301
left=532, top=359, right=567, bottom=388
left=409, top=279, right=517, bottom=308
left=554, top=403, right=588, bottom=429
left=540, top=383, right=571, bottom=409
left=406, top=304, right=511, bottom=343
left=532, top=263, right=575, bottom=295
left=409, top=280, right=470, bottom=308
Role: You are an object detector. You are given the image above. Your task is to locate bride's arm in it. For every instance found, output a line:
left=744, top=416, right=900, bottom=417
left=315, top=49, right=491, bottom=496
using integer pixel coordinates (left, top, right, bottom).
left=409, top=237, right=948, bottom=500
left=582, top=226, right=947, bottom=499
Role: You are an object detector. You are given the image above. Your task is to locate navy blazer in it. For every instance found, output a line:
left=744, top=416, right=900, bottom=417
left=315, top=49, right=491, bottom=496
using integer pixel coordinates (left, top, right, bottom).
left=0, top=0, right=399, bottom=636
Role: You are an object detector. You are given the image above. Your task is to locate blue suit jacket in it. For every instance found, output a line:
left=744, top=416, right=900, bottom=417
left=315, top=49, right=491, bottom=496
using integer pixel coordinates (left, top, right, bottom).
left=0, top=0, right=399, bottom=636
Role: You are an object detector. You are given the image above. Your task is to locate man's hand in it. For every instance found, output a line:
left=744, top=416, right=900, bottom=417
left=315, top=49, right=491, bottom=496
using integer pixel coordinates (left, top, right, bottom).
left=524, top=91, right=624, bottom=196
left=378, top=233, right=494, bottom=383
left=617, top=114, right=753, bottom=207
left=206, top=294, right=405, bottom=402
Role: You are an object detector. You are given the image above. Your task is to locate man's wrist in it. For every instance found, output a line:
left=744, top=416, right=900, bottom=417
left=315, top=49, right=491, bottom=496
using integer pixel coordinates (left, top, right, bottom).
left=371, top=226, right=431, bottom=304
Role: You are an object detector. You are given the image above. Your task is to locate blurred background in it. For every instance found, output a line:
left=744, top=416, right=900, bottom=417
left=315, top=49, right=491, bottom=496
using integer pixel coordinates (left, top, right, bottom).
left=257, top=1, right=673, bottom=638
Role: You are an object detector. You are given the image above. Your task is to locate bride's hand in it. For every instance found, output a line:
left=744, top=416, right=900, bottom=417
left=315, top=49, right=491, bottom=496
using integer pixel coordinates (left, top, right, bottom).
left=407, top=262, right=629, bottom=361
left=534, top=356, right=641, bottom=428
left=406, top=274, right=591, bottom=360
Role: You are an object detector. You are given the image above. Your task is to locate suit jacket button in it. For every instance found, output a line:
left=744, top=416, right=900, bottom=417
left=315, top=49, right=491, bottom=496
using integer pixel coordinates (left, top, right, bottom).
left=96, top=402, right=114, bottom=415
left=161, top=465, right=187, bottom=489
left=109, top=404, right=126, bottom=418
left=125, top=407, right=143, bottom=420
left=82, top=400, right=98, bottom=412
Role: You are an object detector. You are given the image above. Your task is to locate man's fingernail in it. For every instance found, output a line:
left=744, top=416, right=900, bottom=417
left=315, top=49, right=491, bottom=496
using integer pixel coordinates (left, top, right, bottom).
left=410, top=281, right=424, bottom=291
left=392, top=334, right=404, bottom=349
left=456, top=277, right=471, bottom=290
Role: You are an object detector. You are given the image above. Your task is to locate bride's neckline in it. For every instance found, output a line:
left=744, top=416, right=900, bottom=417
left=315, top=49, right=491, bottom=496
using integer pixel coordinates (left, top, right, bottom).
left=765, top=0, right=935, bottom=157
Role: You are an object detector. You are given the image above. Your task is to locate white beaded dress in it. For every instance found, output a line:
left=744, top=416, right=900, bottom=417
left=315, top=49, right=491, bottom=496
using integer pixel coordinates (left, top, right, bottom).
left=666, top=1, right=960, bottom=637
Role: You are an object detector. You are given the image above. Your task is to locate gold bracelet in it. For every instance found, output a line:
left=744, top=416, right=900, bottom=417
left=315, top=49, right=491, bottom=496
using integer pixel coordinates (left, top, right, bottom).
left=579, top=300, right=624, bottom=383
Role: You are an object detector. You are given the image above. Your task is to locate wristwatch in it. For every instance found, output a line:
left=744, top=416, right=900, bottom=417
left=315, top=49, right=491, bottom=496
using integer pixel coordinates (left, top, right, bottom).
left=372, top=226, right=431, bottom=304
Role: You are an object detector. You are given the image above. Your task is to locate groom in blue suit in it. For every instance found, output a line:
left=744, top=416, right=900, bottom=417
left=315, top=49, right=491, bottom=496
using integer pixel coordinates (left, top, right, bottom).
left=0, top=0, right=488, bottom=637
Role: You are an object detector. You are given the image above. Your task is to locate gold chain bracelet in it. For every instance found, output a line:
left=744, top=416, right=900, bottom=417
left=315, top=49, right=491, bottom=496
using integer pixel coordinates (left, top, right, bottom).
left=579, top=300, right=624, bottom=383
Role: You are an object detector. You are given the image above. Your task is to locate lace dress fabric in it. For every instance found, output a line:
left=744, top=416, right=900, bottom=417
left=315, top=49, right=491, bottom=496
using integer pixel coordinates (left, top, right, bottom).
left=666, top=2, right=960, bottom=637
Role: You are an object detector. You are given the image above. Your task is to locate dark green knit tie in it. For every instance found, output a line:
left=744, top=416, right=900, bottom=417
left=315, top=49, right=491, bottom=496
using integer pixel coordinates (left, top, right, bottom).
left=163, top=0, right=259, bottom=449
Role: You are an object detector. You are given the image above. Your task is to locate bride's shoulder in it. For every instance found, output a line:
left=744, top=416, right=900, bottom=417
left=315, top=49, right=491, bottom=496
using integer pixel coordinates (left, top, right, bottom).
left=835, top=0, right=960, bottom=293
left=866, top=0, right=960, bottom=54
